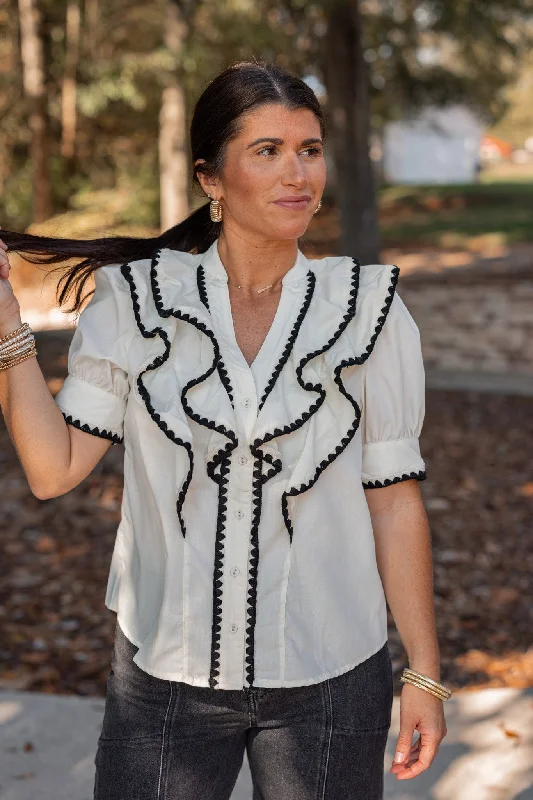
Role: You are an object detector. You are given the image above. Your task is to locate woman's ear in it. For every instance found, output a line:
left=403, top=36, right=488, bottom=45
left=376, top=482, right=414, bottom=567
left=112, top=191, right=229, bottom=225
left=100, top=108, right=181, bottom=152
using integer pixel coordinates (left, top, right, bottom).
left=194, top=159, right=220, bottom=198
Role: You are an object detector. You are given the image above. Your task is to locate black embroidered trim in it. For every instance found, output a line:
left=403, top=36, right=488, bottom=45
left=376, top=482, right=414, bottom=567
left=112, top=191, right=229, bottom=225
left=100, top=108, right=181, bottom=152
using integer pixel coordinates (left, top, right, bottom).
left=363, top=470, right=427, bottom=489
left=260, top=451, right=282, bottom=485
left=250, top=260, right=361, bottom=460
left=197, top=262, right=210, bottom=310
left=149, top=252, right=238, bottom=689
left=62, top=412, right=123, bottom=444
left=257, top=272, right=315, bottom=413
left=209, top=454, right=231, bottom=688
left=120, top=258, right=194, bottom=537
left=197, top=265, right=234, bottom=407
left=244, top=452, right=262, bottom=687
left=281, top=264, right=400, bottom=544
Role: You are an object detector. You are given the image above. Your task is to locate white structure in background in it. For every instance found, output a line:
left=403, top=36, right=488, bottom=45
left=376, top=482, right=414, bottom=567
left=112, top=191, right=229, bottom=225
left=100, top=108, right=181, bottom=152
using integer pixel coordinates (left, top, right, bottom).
left=383, top=104, right=485, bottom=184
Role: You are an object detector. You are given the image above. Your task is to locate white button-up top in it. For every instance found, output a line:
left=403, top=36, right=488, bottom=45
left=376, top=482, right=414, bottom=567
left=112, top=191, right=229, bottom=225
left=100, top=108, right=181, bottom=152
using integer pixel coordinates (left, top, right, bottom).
left=54, top=239, right=427, bottom=689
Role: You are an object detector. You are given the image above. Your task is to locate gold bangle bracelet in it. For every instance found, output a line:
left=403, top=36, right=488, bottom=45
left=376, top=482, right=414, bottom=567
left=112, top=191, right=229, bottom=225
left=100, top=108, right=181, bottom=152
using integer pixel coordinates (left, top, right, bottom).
left=401, top=674, right=451, bottom=700
left=0, top=346, right=37, bottom=371
left=401, top=674, right=449, bottom=694
left=0, top=322, right=31, bottom=344
left=400, top=675, right=451, bottom=701
left=400, top=676, right=449, bottom=701
left=402, top=668, right=452, bottom=698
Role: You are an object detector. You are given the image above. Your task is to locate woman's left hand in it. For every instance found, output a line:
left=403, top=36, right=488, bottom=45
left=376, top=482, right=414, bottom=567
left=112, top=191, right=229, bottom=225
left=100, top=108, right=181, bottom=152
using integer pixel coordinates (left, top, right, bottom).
left=389, top=682, right=448, bottom=780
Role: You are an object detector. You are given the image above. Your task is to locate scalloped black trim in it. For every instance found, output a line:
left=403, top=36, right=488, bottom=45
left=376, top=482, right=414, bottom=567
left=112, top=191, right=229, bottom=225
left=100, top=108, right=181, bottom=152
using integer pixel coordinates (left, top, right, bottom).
left=149, top=253, right=238, bottom=688
left=280, top=264, right=400, bottom=544
left=250, top=259, right=361, bottom=460
left=260, top=450, right=282, bottom=485
left=120, top=258, right=194, bottom=537
left=244, top=452, right=262, bottom=687
left=258, top=272, right=315, bottom=413
left=62, top=412, right=123, bottom=444
left=363, top=470, right=427, bottom=489
left=208, top=454, right=231, bottom=688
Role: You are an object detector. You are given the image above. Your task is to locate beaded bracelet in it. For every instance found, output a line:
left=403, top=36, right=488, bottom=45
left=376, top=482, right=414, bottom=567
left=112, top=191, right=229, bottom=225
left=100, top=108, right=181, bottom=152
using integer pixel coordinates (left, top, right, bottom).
left=0, top=322, right=37, bottom=371
left=0, top=346, right=37, bottom=371
left=0, top=332, right=35, bottom=357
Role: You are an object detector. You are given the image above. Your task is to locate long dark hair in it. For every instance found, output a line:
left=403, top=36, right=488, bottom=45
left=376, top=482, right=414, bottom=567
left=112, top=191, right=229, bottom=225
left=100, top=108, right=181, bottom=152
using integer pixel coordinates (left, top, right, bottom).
left=1, top=60, right=325, bottom=313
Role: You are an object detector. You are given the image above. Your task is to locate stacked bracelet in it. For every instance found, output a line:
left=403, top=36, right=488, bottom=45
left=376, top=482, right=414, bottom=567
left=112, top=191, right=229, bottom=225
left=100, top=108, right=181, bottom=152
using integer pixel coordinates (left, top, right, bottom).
left=0, top=322, right=38, bottom=371
left=400, top=667, right=452, bottom=701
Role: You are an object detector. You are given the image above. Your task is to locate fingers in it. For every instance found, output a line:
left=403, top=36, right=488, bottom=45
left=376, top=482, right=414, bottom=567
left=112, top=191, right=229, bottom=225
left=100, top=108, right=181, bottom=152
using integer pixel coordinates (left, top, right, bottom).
left=393, top=736, right=440, bottom=780
left=0, top=241, right=10, bottom=279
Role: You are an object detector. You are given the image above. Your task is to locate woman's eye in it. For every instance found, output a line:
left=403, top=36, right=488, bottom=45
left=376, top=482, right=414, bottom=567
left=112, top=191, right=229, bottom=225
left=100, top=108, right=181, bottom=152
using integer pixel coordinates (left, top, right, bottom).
left=257, top=146, right=277, bottom=156
left=302, top=147, right=322, bottom=157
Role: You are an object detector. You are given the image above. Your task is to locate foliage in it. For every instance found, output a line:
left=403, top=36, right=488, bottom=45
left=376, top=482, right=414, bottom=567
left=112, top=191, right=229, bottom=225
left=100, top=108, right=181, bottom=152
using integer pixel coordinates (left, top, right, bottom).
left=0, top=0, right=531, bottom=231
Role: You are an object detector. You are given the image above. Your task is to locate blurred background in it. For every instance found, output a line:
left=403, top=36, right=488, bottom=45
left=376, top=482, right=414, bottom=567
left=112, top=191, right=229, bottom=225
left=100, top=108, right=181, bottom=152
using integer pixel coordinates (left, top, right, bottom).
left=1, top=0, right=533, bottom=713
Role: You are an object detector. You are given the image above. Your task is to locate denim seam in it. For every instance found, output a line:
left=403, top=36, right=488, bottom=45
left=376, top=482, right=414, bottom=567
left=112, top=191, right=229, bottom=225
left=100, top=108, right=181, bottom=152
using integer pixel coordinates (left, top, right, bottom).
left=157, top=682, right=174, bottom=800
left=320, top=680, right=333, bottom=800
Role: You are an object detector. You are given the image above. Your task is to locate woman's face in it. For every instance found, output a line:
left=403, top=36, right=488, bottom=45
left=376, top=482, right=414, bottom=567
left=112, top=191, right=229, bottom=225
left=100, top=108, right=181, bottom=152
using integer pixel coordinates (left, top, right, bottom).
left=196, top=103, right=326, bottom=243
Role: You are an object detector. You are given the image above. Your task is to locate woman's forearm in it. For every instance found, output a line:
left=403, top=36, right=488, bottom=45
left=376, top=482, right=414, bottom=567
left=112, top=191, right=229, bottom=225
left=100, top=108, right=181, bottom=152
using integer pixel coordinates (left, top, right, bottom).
left=365, top=480, right=441, bottom=681
left=0, top=316, right=72, bottom=498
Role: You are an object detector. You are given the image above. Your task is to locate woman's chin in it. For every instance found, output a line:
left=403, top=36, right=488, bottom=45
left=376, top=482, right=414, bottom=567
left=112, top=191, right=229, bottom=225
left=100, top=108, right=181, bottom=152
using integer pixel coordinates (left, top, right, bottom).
left=261, top=221, right=311, bottom=241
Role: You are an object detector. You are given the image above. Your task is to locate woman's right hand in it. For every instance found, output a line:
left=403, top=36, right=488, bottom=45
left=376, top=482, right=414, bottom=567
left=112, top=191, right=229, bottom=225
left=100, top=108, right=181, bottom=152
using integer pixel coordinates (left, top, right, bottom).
left=0, top=238, right=23, bottom=335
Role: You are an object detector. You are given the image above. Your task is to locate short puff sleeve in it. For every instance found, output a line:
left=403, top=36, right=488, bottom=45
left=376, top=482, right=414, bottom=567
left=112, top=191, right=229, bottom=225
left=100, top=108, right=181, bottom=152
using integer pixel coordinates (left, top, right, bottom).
left=360, top=291, right=427, bottom=488
left=54, top=265, right=131, bottom=444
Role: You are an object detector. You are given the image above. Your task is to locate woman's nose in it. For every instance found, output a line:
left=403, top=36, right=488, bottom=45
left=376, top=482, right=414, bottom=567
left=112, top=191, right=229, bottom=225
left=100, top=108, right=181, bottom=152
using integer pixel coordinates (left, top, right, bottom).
left=281, top=154, right=307, bottom=187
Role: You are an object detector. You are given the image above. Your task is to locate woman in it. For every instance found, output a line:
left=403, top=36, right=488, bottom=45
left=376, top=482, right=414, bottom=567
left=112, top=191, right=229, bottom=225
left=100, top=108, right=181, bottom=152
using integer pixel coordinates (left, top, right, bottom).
left=0, top=61, right=449, bottom=799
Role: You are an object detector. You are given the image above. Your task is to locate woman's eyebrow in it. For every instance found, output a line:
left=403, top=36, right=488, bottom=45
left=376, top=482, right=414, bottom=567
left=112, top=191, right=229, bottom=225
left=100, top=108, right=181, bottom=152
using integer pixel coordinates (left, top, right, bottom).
left=246, top=137, right=323, bottom=149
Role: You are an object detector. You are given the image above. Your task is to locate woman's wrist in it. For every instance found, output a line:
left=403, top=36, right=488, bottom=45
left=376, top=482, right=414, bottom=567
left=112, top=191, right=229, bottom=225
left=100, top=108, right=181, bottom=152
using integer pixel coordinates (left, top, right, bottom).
left=0, top=314, right=24, bottom=339
left=406, top=659, right=441, bottom=682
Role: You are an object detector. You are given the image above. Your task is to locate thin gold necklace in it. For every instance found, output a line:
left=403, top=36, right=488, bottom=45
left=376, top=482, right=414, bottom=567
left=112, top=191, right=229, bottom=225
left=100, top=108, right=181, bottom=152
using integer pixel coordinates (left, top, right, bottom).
left=228, top=278, right=281, bottom=294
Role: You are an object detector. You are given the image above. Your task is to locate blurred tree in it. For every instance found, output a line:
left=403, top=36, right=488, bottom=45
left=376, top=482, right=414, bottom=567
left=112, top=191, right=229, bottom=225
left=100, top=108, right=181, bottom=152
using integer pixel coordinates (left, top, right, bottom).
left=274, top=0, right=532, bottom=261
left=159, top=0, right=192, bottom=230
left=61, top=0, right=81, bottom=173
left=17, top=0, right=53, bottom=222
left=323, top=0, right=381, bottom=263
left=489, top=52, right=533, bottom=148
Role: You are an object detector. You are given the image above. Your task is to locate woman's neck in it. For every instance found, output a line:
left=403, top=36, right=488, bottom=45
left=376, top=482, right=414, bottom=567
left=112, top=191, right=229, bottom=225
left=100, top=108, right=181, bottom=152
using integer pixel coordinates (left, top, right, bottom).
left=216, top=229, right=299, bottom=292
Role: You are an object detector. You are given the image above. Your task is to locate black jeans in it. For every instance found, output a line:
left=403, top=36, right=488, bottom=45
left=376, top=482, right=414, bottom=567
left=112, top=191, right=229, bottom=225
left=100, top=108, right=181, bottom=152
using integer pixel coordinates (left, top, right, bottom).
left=94, top=619, right=393, bottom=800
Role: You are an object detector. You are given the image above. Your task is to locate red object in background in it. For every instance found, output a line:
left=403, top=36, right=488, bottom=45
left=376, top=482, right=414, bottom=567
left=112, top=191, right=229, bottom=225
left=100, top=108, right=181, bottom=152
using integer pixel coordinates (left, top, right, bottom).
left=481, top=134, right=513, bottom=160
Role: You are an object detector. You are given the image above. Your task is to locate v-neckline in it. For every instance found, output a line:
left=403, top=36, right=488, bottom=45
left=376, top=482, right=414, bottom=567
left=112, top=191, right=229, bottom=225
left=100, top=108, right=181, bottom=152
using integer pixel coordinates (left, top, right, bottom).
left=223, top=280, right=289, bottom=377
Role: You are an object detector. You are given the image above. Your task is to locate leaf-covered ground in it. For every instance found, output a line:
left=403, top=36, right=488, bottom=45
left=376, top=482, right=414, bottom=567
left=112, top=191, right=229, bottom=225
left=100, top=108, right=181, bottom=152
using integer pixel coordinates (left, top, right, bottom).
left=1, top=333, right=532, bottom=697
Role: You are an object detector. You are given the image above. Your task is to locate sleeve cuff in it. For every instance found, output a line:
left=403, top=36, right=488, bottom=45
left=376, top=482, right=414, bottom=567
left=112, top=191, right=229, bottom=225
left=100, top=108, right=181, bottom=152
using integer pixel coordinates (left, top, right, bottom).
left=55, top=375, right=126, bottom=443
left=362, top=436, right=426, bottom=488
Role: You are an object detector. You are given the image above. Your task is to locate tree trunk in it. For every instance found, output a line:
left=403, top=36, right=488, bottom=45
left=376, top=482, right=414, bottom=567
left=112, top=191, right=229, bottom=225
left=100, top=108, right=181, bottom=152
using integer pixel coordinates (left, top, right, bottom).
left=159, top=1, right=189, bottom=231
left=323, top=0, right=381, bottom=264
left=61, top=0, right=81, bottom=172
left=18, top=0, right=53, bottom=223
left=85, top=0, right=99, bottom=56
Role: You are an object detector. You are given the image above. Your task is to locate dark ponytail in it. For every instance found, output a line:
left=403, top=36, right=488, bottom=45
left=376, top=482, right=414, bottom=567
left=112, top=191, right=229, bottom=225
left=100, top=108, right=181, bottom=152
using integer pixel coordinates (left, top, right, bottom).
left=1, top=59, right=325, bottom=313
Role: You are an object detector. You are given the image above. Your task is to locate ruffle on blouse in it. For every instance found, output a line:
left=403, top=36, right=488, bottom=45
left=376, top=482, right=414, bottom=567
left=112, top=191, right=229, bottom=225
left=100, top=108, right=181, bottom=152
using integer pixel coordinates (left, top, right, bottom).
left=120, top=247, right=402, bottom=530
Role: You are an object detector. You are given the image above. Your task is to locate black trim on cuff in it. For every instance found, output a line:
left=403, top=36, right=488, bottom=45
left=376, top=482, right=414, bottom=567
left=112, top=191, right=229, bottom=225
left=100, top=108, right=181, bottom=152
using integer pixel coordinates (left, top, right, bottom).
left=62, top=412, right=123, bottom=444
left=363, top=470, right=427, bottom=489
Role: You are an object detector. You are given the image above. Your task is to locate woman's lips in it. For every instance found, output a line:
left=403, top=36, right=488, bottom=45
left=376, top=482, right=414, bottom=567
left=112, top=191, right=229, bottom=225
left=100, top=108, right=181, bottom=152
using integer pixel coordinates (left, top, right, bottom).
left=273, top=197, right=312, bottom=210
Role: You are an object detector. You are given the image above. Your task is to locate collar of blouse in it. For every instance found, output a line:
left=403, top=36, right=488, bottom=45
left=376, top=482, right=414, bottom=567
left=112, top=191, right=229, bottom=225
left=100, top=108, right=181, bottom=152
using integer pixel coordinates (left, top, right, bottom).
left=119, top=239, right=399, bottom=493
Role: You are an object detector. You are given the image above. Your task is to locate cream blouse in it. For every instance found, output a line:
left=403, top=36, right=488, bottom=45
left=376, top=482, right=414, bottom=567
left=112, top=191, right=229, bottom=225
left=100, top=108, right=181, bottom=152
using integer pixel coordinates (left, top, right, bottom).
left=54, top=239, right=427, bottom=690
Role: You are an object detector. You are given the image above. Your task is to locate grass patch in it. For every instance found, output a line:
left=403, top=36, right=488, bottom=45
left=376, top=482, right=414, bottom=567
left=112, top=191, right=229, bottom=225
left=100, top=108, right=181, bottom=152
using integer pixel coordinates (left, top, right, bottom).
left=378, top=181, right=533, bottom=247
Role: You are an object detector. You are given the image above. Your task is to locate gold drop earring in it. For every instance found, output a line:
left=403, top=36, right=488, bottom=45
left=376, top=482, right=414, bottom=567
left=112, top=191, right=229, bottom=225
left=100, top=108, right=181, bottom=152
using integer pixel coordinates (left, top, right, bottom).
left=207, top=194, right=223, bottom=223
left=313, top=199, right=322, bottom=215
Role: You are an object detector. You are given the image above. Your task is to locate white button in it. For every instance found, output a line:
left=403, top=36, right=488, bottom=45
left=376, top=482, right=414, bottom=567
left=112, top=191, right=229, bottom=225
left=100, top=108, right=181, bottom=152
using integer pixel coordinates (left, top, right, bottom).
left=230, top=566, right=240, bottom=577
left=237, top=454, right=248, bottom=465
left=235, top=508, right=244, bottom=520
left=243, top=397, right=252, bottom=409
left=229, top=623, right=239, bottom=633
